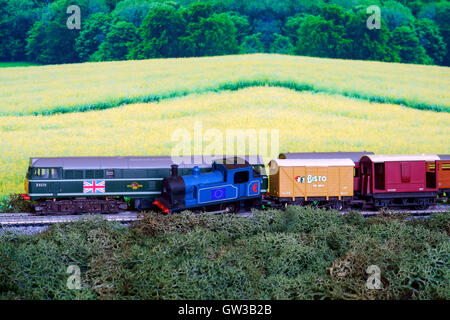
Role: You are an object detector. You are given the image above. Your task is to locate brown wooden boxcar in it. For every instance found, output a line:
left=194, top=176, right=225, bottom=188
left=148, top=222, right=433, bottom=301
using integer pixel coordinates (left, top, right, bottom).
left=278, top=151, right=374, bottom=193
left=437, top=154, right=450, bottom=195
left=268, top=158, right=354, bottom=209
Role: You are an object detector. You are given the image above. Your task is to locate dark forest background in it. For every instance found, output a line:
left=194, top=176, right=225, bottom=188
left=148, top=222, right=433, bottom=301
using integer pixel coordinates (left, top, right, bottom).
left=0, top=0, right=449, bottom=66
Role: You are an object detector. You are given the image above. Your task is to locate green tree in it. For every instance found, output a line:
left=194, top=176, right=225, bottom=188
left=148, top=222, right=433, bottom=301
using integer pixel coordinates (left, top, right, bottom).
left=253, top=18, right=282, bottom=51
left=329, top=0, right=381, bottom=10
left=270, top=33, right=293, bottom=54
left=415, top=18, right=447, bottom=65
left=320, top=4, right=351, bottom=26
left=25, top=21, right=47, bottom=63
left=0, top=0, right=9, bottom=60
left=75, top=13, right=112, bottom=61
left=430, top=2, right=450, bottom=66
left=91, top=21, right=137, bottom=61
left=105, top=0, right=121, bottom=11
left=239, top=33, right=265, bottom=53
left=184, top=1, right=215, bottom=23
left=0, top=0, right=37, bottom=61
left=181, top=13, right=239, bottom=57
left=112, top=0, right=154, bottom=27
left=382, top=0, right=415, bottom=31
left=236, top=0, right=319, bottom=21
left=227, top=12, right=251, bottom=44
left=390, top=25, right=432, bottom=64
left=26, top=0, right=92, bottom=64
left=284, top=14, right=309, bottom=46
left=295, top=15, right=352, bottom=59
left=130, top=4, right=185, bottom=59
left=346, top=8, right=399, bottom=62
left=87, top=0, right=109, bottom=14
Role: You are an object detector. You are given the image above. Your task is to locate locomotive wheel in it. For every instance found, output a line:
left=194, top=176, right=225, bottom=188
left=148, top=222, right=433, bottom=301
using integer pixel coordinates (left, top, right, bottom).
left=375, top=199, right=390, bottom=210
left=333, top=201, right=344, bottom=211
left=34, top=198, right=127, bottom=215
left=414, top=200, right=430, bottom=210
left=224, top=203, right=238, bottom=214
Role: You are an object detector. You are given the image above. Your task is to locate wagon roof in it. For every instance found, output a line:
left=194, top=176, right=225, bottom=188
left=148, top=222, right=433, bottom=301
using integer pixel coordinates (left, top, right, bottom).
left=438, top=154, right=450, bottom=161
left=30, top=155, right=264, bottom=169
left=278, top=151, right=374, bottom=162
left=271, top=158, right=355, bottom=167
left=362, top=154, right=440, bottom=163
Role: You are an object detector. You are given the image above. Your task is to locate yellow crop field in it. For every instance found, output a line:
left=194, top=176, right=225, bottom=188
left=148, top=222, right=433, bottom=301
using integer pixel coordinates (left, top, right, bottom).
left=0, top=54, right=449, bottom=115
left=1, top=87, right=449, bottom=196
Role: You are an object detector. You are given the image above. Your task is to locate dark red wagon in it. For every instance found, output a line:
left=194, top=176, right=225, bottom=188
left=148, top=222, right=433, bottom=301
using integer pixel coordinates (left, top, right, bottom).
left=359, top=154, right=440, bottom=209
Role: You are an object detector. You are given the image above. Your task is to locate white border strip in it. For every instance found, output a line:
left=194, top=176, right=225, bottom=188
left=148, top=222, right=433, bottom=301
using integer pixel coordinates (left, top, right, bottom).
left=197, top=184, right=238, bottom=204
left=247, top=180, right=261, bottom=195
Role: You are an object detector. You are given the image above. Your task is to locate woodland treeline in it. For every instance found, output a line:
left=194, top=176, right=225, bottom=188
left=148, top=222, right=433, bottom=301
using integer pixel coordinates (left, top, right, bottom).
left=0, top=0, right=449, bottom=65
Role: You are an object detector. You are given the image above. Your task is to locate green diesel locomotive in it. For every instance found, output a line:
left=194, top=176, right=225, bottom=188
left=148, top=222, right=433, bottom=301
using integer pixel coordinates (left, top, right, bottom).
left=24, top=156, right=268, bottom=214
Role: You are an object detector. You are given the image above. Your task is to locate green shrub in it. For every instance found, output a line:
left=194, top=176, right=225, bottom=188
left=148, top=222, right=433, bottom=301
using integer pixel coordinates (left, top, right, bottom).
left=0, top=208, right=448, bottom=299
left=0, top=193, right=32, bottom=213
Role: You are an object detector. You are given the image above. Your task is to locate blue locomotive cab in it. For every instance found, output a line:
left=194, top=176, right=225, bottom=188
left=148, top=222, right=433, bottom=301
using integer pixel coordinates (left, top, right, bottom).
left=154, top=157, right=263, bottom=214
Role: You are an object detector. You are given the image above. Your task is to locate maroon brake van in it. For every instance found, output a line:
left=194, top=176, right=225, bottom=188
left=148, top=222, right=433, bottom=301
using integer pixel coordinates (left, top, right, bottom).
left=359, top=154, right=440, bottom=209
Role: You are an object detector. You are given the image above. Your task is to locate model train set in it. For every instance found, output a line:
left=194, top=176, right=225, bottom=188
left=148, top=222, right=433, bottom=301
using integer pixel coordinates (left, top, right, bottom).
left=19, top=152, right=449, bottom=215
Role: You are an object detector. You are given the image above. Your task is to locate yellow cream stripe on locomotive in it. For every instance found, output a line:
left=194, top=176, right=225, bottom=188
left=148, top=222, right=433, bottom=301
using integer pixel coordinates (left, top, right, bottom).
left=28, top=178, right=164, bottom=182
left=28, top=192, right=162, bottom=197
left=29, top=191, right=268, bottom=197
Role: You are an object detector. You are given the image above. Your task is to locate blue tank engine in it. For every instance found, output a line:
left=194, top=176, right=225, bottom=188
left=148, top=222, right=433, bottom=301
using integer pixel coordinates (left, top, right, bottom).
left=154, top=158, right=263, bottom=214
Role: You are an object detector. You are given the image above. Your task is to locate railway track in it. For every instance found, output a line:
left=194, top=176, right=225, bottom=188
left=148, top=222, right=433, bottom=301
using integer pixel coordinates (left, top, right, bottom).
left=0, top=212, right=33, bottom=218
left=357, top=205, right=450, bottom=217
left=0, top=212, right=139, bottom=226
left=0, top=205, right=448, bottom=227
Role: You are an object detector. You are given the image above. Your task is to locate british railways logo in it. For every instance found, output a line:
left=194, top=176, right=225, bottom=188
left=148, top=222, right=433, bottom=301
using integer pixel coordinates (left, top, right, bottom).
left=127, top=182, right=143, bottom=190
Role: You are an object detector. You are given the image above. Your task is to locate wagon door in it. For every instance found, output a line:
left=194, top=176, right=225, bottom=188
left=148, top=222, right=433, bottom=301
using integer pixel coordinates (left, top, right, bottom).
left=426, top=161, right=437, bottom=189
left=360, top=163, right=372, bottom=195
left=401, top=162, right=411, bottom=183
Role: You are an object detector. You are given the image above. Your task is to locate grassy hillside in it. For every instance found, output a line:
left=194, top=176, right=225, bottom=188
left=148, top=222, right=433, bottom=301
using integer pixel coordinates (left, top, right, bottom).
left=0, top=54, right=449, bottom=116
left=1, top=87, right=449, bottom=196
left=1, top=207, right=449, bottom=300
left=0, top=62, right=40, bottom=68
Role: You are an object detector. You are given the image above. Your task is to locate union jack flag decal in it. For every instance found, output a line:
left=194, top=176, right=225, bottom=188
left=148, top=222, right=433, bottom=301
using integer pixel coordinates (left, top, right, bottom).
left=83, top=180, right=105, bottom=194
